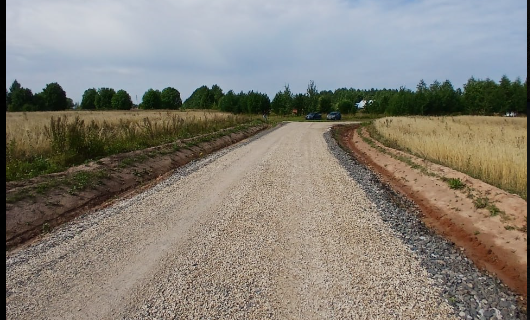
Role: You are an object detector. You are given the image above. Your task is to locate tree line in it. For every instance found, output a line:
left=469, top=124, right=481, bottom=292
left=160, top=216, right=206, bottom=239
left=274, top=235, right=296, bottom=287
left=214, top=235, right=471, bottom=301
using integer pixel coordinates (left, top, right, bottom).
left=6, top=75, right=527, bottom=116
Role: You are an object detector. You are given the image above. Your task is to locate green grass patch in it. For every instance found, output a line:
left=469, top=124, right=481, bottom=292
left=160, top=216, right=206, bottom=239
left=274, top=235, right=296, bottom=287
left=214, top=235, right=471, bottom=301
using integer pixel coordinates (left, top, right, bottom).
left=443, top=177, right=466, bottom=190
left=487, top=204, right=502, bottom=216
left=67, top=170, right=110, bottom=195
left=473, top=197, right=489, bottom=209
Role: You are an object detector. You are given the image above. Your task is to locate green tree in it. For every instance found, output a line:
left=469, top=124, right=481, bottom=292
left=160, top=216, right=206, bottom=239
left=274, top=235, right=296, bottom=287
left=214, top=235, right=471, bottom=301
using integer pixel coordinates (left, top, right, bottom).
left=511, top=77, right=527, bottom=114
left=318, top=95, right=332, bottom=114
left=365, top=95, right=386, bottom=114
left=33, top=92, right=46, bottom=111
left=160, top=87, right=182, bottom=109
left=246, top=91, right=258, bottom=114
left=80, top=88, right=98, bottom=110
left=66, top=98, right=74, bottom=110
left=245, top=91, right=270, bottom=114
left=427, top=80, right=443, bottom=115
left=462, top=77, right=483, bottom=115
left=271, top=91, right=284, bottom=115
left=415, top=79, right=428, bottom=115
left=235, top=91, right=247, bottom=114
left=141, top=89, right=162, bottom=109
left=481, top=78, right=502, bottom=115
left=438, top=80, right=461, bottom=114
left=337, top=100, right=353, bottom=114
left=7, top=80, right=22, bottom=109
left=281, top=85, right=294, bottom=115
left=8, top=80, right=22, bottom=95
left=306, top=80, right=319, bottom=112
left=292, top=93, right=307, bottom=116
left=332, top=88, right=355, bottom=107
left=386, top=87, right=414, bottom=115
left=95, top=88, right=116, bottom=110
left=463, top=77, right=503, bottom=115
left=496, top=75, right=526, bottom=114
left=111, top=90, right=133, bottom=110
left=9, top=87, right=33, bottom=112
left=219, top=90, right=238, bottom=113
left=256, top=92, right=271, bottom=115
left=183, top=85, right=214, bottom=109
left=40, top=82, right=68, bottom=111
left=271, top=84, right=294, bottom=115
left=210, top=84, right=224, bottom=108
left=498, top=75, right=515, bottom=115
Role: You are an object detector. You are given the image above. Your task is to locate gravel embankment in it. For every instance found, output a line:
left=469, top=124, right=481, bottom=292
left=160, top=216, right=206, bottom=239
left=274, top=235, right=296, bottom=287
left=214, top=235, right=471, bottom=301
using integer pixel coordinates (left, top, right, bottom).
left=6, top=122, right=525, bottom=319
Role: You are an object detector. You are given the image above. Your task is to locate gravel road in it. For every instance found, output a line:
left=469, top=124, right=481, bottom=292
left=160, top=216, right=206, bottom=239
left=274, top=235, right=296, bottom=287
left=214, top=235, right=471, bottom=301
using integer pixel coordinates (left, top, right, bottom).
left=6, top=122, right=525, bottom=319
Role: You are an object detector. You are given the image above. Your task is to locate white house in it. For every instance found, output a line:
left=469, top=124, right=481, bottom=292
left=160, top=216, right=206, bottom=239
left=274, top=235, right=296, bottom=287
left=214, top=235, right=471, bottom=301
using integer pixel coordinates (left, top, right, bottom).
left=355, top=99, right=373, bottom=109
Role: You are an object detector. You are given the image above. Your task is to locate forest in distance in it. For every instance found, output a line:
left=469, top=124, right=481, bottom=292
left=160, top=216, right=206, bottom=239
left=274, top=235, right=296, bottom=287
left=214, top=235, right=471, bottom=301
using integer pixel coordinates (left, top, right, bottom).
left=6, top=75, right=528, bottom=117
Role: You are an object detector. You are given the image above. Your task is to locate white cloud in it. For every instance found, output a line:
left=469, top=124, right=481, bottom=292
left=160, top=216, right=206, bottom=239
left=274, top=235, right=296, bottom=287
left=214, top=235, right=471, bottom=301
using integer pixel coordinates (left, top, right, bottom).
left=6, top=0, right=527, bottom=103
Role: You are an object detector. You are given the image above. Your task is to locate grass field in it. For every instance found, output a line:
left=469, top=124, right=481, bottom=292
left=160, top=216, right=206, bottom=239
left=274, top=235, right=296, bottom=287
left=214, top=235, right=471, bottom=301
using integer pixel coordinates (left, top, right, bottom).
left=6, top=110, right=240, bottom=154
left=372, top=116, right=527, bottom=200
left=6, top=109, right=261, bottom=181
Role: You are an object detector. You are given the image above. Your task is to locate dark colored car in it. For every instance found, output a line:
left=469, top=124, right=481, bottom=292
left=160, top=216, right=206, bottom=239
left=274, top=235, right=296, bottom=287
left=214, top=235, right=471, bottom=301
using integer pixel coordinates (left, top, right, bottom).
left=305, top=112, right=322, bottom=120
left=326, top=111, right=342, bottom=120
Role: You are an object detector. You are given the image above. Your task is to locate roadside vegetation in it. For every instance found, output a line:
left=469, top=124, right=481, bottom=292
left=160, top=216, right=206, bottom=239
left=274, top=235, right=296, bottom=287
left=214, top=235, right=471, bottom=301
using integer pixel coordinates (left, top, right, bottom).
left=371, top=116, right=527, bottom=200
left=349, top=120, right=526, bottom=233
left=6, top=75, right=527, bottom=185
left=6, top=110, right=262, bottom=181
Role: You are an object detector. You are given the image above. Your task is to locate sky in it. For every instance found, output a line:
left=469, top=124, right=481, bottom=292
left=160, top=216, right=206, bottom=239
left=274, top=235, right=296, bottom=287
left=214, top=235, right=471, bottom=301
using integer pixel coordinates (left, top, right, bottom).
left=6, top=0, right=527, bottom=104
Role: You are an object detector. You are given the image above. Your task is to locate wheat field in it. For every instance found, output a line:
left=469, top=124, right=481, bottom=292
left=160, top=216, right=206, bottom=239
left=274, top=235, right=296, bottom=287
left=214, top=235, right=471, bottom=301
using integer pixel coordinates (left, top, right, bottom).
left=373, top=116, right=527, bottom=199
left=5, top=109, right=236, bottom=156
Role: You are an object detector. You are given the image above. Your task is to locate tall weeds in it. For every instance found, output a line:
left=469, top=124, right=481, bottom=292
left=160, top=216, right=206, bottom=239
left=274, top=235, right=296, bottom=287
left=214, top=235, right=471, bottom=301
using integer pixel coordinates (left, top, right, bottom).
left=6, top=111, right=259, bottom=181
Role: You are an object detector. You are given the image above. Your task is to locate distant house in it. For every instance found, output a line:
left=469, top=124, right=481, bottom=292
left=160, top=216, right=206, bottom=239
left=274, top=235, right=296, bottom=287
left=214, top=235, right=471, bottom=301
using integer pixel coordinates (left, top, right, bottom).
left=355, top=99, right=373, bottom=109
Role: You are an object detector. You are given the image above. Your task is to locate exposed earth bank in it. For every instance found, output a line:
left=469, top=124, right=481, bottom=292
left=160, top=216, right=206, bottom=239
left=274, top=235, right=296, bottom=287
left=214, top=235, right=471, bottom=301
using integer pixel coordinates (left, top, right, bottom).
left=331, top=123, right=527, bottom=311
left=5, top=121, right=527, bottom=311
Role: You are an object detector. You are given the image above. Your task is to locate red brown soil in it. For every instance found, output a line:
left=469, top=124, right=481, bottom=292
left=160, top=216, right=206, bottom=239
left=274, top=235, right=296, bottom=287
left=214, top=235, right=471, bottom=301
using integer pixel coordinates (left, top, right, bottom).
left=332, top=123, right=527, bottom=311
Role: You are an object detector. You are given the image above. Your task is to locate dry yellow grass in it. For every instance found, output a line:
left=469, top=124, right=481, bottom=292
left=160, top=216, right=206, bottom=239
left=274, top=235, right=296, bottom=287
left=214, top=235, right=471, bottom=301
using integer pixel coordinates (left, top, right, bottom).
left=5, top=109, right=235, bottom=156
left=373, top=116, right=527, bottom=199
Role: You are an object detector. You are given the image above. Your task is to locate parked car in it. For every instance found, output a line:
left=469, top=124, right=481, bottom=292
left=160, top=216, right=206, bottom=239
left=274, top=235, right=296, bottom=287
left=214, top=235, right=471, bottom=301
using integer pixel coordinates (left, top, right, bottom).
left=326, top=111, right=342, bottom=120
left=305, top=112, right=322, bottom=120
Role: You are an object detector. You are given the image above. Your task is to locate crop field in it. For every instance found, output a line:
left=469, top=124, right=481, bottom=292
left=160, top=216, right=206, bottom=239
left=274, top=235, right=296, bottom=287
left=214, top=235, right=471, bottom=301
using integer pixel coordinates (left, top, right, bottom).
left=373, top=116, right=527, bottom=199
left=6, top=110, right=238, bottom=153
left=6, top=109, right=259, bottom=181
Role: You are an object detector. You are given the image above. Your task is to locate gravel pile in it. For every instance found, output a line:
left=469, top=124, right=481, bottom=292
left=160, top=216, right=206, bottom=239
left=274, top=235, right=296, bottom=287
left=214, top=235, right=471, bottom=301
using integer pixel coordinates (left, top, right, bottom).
left=5, top=122, right=526, bottom=320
